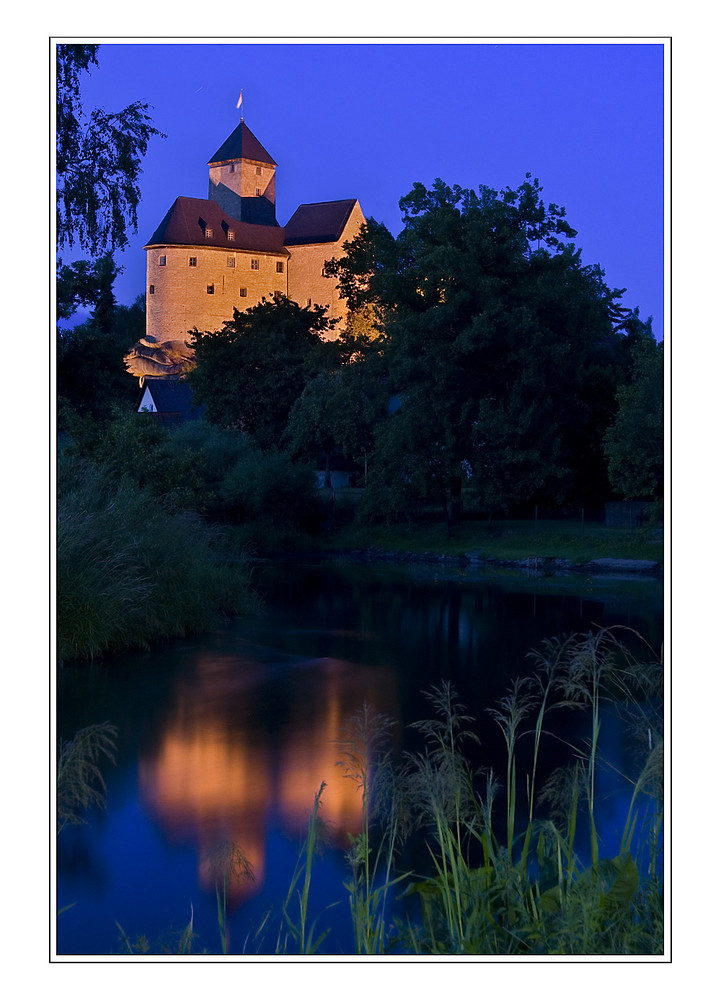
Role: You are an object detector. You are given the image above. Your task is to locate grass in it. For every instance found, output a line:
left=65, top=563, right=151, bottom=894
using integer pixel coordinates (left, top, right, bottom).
left=278, top=782, right=336, bottom=954
left=57, top=721, right=118, bottom=834
left=335, top=706, right=408, bottom=954
left=203, top=840, right=256, bottom=954
left=57, top=456, right=260, bottom=662
left=316, top=517, right=663, bottom=565
left=391, top=628, right=663, bottom=954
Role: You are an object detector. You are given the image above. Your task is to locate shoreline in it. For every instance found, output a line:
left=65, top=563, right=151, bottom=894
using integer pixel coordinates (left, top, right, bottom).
left=253, top=547, right=662, bottom=579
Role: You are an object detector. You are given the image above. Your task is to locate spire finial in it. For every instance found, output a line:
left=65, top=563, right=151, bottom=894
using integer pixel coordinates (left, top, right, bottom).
left=236, top=89, right=243, bottom=121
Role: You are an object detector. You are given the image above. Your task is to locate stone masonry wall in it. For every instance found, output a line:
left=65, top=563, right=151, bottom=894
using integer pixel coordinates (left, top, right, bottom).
left=146, top=245, right=289, bottom=341
left=286, top=201, right=365, bottom=335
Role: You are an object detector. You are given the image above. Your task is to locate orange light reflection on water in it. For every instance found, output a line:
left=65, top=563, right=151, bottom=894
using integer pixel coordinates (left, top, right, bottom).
left=138, top=653, right=397, bottom=907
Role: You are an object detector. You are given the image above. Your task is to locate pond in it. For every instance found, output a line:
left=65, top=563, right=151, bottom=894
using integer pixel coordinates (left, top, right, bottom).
left=55, top=559, right=663, bottom=957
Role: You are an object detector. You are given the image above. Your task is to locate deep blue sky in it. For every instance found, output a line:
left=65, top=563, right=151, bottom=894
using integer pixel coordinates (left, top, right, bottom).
left=66, top=40, right=666, bottom=337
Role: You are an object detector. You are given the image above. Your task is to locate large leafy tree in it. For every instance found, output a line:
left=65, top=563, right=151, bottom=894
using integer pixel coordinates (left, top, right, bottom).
left=187, top=296, right=338, bottom=451
left=329, top=176, right=628, bottom=524
left=284, top=347, right=387, bottom=483
left=56, top=44, right=164, bottom=255
left=603, top=336, right=664, bottom=501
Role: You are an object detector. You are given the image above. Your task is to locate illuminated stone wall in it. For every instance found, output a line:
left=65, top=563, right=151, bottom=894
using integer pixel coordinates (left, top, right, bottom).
left=286, top=200, right=366, bottom=336
left=146, top=245, right=289, bottom=341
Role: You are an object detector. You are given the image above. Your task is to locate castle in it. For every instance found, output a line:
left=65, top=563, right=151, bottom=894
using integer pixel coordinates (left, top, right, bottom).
left=125, top=117, right=365, bottom=381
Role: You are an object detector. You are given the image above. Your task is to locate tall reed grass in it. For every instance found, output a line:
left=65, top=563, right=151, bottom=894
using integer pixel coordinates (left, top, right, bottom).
left=393, top=627, right=664, bottom=954
left=57, top=456, right=258, bottom=662
left=277, top=782, right=336, bottom=954
left=336, top=705, right=408, bottom=953
left=57, top=721, right=118, bottom=834
left=204, top=840, right=255, bottom=954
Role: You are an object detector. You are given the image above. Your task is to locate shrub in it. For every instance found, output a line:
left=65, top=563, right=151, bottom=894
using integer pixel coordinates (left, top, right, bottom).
left=218, top=447, right=323, bottom=550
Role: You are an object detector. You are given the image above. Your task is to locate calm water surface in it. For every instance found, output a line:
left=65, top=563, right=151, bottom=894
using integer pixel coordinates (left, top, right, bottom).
left=56, top=560, right=663, bottom=956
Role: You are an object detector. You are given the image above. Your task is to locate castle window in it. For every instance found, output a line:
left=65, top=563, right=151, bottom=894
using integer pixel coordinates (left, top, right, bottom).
left=250, top=258, right=259, bottom=270
left=158, top=255, right=166, bottom=266
left=229, top=163, right=235, bottom=173
left=189, top=257, right=197, bottom=267
left=227, top=230, right=235, bottom=241
left=205, top=228, right=213, bottom=238
left=306, top=298, right=312, bottom=307
left=256, top=166, right=262, bottom=175
left=149, top=285, right=155, bottom=294
left=227, top=257, right=236, bottom=268
left=255, top=188, right=261, bottom=197
left=207, top=284, right=215, bottom=294
left=239, top=287, right=247, bottom=297
left=274, top=290, right=283, bottom=298
left=276, top=261, right=284, bottom=273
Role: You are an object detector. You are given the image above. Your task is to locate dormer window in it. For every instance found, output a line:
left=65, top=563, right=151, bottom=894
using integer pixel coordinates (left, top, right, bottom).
left=227, top=230, right=235, bottom=241
left=205, top=227, right=213, bottom=238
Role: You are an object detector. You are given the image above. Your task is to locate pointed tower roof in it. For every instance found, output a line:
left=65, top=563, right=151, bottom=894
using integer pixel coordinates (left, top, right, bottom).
left=208, top=121, right=277, bottom=166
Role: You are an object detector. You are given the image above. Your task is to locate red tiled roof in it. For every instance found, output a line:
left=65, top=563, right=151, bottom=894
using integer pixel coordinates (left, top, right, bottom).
left=145, top=197, right=289, bottom=255
left=208, top=121, right=277, bottom=166
left=283, top=200, right=358, bottom=246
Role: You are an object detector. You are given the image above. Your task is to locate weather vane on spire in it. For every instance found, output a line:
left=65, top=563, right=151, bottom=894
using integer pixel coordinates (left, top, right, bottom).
left=237, top=89, right=243, bottom=121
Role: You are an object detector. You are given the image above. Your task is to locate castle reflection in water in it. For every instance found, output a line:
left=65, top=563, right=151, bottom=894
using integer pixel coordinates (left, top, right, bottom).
left=137, top=649, right=400, bottom=908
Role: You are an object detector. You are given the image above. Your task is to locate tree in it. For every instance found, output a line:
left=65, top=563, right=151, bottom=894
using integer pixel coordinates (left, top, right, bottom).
left=330, top=176, right=628, bottom=524
left=470, top=387, right=565, bottom=525
left=342, top=302, right=386, bottom=344
left=56, top=44, right=164, bottom=255
left=603, top=337, right=663, bottom=501
left=283, top=372, right=340, bottom=485
left=58, top=294, right=147, bottom=421
left=55, top=45, right=164, bottom=414
left=187, top=296, right=338, bottom=451
left=324, top=219, right=398, bottom=316
left=56, top=253, right=120, bottom=326
left=284, top=353, right=387, bottom=483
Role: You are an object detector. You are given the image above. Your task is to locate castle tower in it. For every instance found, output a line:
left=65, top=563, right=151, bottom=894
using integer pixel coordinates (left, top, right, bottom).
left=207, top=121, right=278, bottom=226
